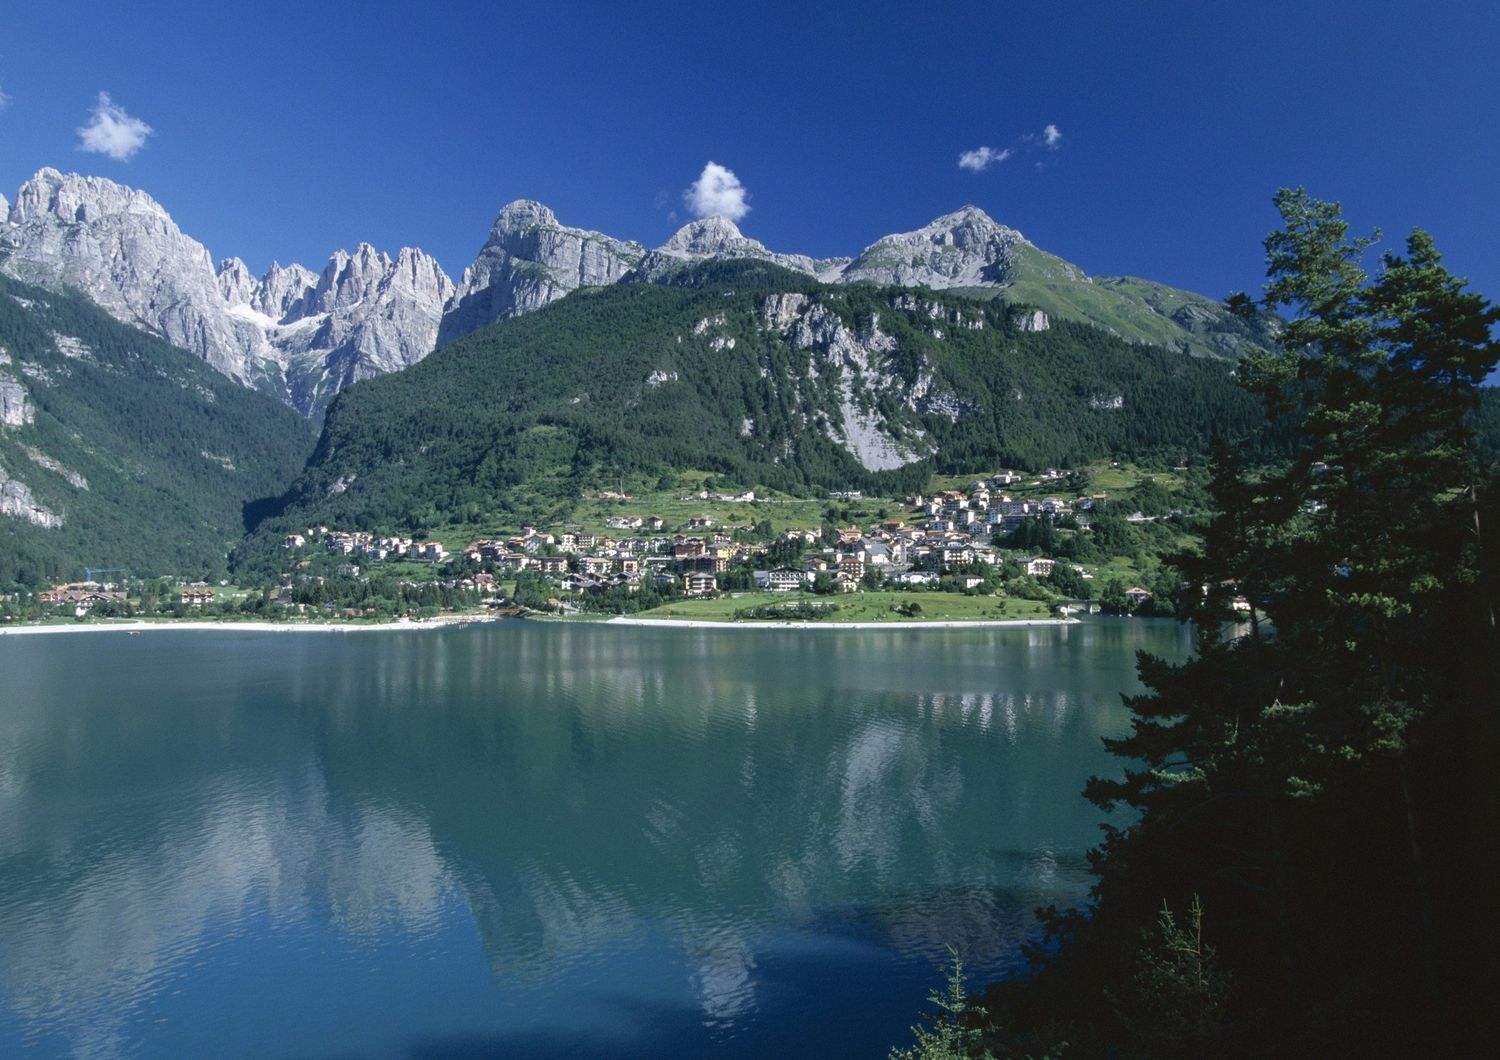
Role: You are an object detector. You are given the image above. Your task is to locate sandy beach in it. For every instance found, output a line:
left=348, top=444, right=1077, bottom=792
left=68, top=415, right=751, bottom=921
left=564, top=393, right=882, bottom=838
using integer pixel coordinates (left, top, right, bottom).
left=0, top=615, right=500, bottom=637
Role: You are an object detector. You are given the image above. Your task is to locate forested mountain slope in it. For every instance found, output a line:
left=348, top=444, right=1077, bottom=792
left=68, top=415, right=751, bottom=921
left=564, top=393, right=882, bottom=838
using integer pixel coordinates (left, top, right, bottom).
left=257, top=261, right=1267, bottom=539
left=0, top=275, right=316, bottom=587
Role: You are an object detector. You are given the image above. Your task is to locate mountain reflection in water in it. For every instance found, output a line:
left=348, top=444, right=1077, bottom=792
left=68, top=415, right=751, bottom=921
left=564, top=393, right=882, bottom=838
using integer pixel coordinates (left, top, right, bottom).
left=0, top=619, right=1189, bottom=1058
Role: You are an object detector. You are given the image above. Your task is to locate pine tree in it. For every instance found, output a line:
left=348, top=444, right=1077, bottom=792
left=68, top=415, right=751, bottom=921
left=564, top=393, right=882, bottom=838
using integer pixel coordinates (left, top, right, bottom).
left=890, top=948, right=992, bottom=1060
left=1072, top=190, right=1499, bottom=1054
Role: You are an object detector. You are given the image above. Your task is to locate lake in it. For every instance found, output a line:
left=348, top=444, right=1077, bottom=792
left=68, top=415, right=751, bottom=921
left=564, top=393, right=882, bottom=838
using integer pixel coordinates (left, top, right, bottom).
left=0, top=618, right=1190, bottom=1057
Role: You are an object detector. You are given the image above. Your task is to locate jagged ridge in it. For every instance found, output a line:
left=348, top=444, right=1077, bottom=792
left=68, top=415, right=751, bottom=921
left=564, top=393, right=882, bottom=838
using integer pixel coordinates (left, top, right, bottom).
left=1, top=168, right=1278, bottom=421
left=1, top=169, right=453, bottom=416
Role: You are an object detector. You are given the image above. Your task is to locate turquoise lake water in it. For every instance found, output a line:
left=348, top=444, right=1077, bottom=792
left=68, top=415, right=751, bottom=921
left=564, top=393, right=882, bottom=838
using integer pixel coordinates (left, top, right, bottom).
left=0, top=618, right=1190, bottom=1057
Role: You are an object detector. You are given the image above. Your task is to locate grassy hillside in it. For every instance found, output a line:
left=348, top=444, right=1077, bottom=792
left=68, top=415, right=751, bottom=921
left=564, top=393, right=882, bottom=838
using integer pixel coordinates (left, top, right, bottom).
left=239, top=261, right=1268, bottom=562
left=0, top=275, right=317, bottom=587
left=954, top=243, right=1281, bottom=360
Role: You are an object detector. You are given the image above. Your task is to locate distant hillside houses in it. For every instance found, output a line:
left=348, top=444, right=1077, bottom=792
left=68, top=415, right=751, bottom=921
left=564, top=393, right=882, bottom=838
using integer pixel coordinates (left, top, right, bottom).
left=289, top=467, right=1120, bottom=608
left=289, top=529, right=446, bottom=562
left=684, top=489, right=756, bottom=503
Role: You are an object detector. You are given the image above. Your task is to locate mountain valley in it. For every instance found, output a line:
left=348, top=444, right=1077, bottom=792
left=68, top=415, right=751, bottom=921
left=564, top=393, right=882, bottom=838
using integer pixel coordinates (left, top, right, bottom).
left=0, top=167, right=1287, bottom=585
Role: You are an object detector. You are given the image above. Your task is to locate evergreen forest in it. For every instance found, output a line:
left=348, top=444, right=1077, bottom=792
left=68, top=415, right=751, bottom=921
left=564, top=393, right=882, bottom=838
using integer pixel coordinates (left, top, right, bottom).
left=0, top=275, right=316, bottom=587
left=893, top=191, right=1500, bottom=1059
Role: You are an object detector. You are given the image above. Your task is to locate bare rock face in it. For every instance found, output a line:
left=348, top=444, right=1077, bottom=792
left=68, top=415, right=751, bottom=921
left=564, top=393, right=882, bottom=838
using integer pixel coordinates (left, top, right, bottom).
left=840, top=206, right=1027, bottom=288
left=1, top=375, right=34, bottom=428
left=438, top=200, right=644, bottom=344
left=1015, top=308, right=1050, bottom=332
left=3, top=168, right=275, bottom=385
left=215, top=256, right=258, bottom=307
left=214, top=244, right=454, bottom=414
left=25, top=446, right=89, bottom=489
left=254, top=262, right=320, bottom=321
left=3, top=168, right=458, bottom=416
left=634, top=215, right=838, bottom=281
left=759, top=293, right=938, bottom=472
left=278, top=245, right=455, bottom=413
left=0, top=462, right=62, bottom=529
left=1, top=344, right=34, bottom=429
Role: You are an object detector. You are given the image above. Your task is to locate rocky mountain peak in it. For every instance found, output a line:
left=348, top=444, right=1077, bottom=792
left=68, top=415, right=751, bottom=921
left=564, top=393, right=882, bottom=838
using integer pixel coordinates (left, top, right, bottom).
left=2, top=167, right=257, bottom=383
left=920, top=205, right=1023, bottom=246
left=629, top=215, right=830, bottom=283
left=660, top=215, right=750, bottom=256
left=392, top=247, right=456, bottom=301
left=1, top=167, right=461, bottom=414
left=493, top=200, right=558, bottom=236
left=841, top=206, right=1029, bottom=288
left=313, top=243, right=396, bottom=311
left=935, top=204, right=996, bottom=225
left=255, top=262, right=319, bottom=322
left=10, top=167, right=172, bottom=227
left=332, top=242, right=394, bottom=276
left=216, top=257, right=258, bottom=306
left=438, top=202, right=644, bottom=344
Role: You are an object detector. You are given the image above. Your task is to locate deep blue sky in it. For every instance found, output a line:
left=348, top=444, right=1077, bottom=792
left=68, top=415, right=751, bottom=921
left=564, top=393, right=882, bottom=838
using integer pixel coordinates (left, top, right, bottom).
left=1, top=0, right=1496, bottom=307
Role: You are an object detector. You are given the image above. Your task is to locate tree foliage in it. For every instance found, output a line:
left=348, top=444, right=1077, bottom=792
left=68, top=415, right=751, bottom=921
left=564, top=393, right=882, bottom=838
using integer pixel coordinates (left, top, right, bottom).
left=984, top=191, right=1500, bottom=1056
left=0, top=275, right=316, bottom=588
left=890, top=948, right=993, bottom=1060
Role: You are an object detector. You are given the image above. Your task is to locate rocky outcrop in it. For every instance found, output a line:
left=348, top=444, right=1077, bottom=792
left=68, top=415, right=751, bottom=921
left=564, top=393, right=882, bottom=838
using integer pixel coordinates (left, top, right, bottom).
left=1, top=347, right=33, bottom=427
left=438, top=200, right=643, bottom=344
left=25, top=446, right=88, bottom=489
left=0, top=462, right=62, bottom=528
left=761, top=293, right=941, bottom=471
left=840, top=206, right=1026, bottom=288
left=1, top=377, right=32, bottom=427
left=1015, top=308, right=1050, bottom=332
left=632, top=215, right=846, bottom=282
left=761, top=292, right=811, bottom=332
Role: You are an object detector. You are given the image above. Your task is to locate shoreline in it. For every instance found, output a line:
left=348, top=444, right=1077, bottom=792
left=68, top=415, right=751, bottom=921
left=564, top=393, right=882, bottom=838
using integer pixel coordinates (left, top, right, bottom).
left=0, top=613, right=1081, bottom=637
left=600, top=615, right=1077, bottom=630
left=0, top=615, right=500, bottom=637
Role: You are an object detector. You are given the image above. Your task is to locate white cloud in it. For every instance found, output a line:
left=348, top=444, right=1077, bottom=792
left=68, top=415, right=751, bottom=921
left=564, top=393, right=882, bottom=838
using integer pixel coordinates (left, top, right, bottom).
left=0, top=85, right=10, bottom=112
left=1043, top=123, right=1062, bottom=149
left=958, top=145, right=1012, bottom=173
left=76, top=92, right=153, bottom=161
left=684, top=161, right=750, bottom=222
